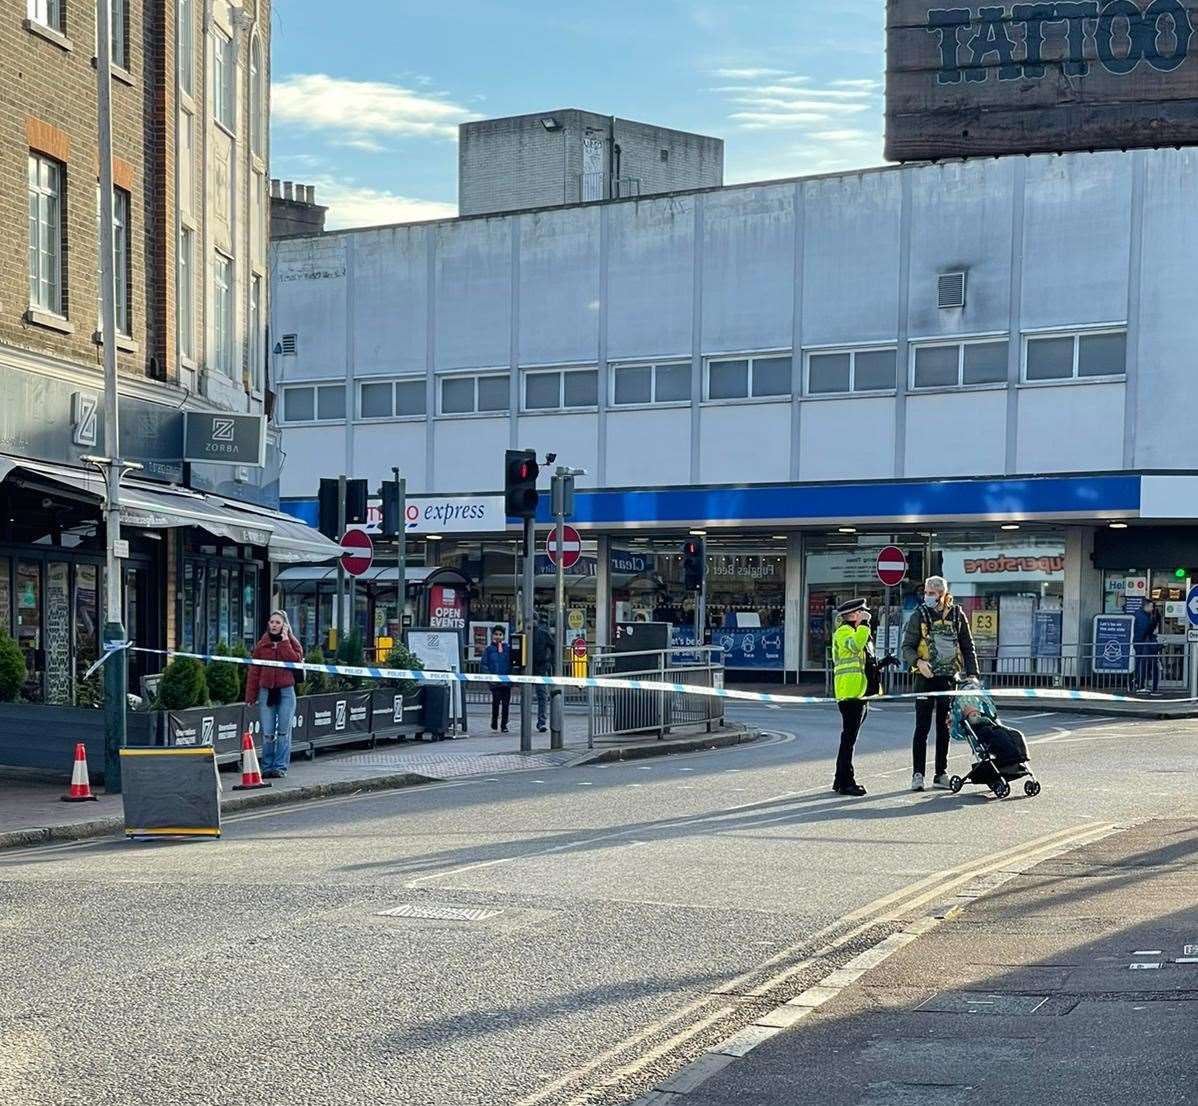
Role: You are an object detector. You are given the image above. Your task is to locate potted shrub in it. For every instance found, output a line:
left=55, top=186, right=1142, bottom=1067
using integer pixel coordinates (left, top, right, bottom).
left=298, top=647, right=330, bottom=697
left=334, top=632, right=366, bottom=690
left=0, top=630, right=26, bottom=703
left=230, top=640, right=250, bottom=701
left=205, top=641, right=241, bottom=705
left=381, top=641, right=424, bottom=699
left=154, top=655, right=208, bottom=710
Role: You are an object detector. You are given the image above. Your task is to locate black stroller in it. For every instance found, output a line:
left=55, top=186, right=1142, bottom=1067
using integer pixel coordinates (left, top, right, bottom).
left=948, top=680, right=1041, bottom=800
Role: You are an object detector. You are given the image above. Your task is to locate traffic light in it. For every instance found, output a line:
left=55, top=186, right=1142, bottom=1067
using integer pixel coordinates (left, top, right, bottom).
left=319, top=477, right=369, bottom=538
left=380, top=482, right=402, bottom=537
left=505, top=449, right=539, bottom=518
left=1175, top=567, right=1188, bottom=580
left=682, top=539, right=705, bottom=592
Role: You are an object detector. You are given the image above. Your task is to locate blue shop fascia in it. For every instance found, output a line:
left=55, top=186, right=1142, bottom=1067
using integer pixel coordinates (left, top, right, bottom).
left=282, top=470, right=1196, bottom=680
left=0, top=368, right=334, bottom=706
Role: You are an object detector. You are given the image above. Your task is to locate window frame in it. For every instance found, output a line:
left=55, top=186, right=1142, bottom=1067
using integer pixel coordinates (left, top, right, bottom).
left=110, top=0, right=128, bottom=69
left=610, top=360, right=693, bottom=408
left=249, top=36, right=264, bottom=159
left=804, top=345, right=898, bottom=397
left=356, top=377, right=429, bottom=422
left=178, top=0, right=194, bottom=97
left=177, top=224, right=194, bottom=362
left=908, top=335, right=1010, bottom=392
left=521, top=366, right=599, bottom=413
left=213, top=28, right=235, bottom=133
left=213, top=251, right=234, bottom=377
left=249, top=272, right=262, bottom=391
left=96, top=185, right=131, bottom=337
left=703, top=351, right=794, bottom=404
left=1020, top=326, right=1128, bottom=385
left=280, top=382, right=348, bottom=425
left=28, top=153, right=64, bottom=316
left=27, top=0, right=63, bottom=33
left=436, top=371, right=512, bottom=417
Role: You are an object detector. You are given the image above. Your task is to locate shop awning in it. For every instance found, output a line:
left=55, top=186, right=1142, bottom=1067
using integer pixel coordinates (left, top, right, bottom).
left=275, top=565, right=433, bottom=584
left=0, top=454, right=338, bottom=561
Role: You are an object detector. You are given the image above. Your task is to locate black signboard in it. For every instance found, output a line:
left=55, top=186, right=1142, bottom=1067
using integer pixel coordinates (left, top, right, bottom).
left=370, top=689, right=422, bottom=738
left=305, top=691, right=373, bottom=749
left=612, top=621, right=671, bottom=734
left=183, top=412, right=267, bottom=467
left=166, top=704, right=246, bottom=760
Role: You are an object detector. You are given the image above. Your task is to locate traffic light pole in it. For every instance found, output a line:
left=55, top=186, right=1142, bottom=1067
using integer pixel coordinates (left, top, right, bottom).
left=335, top=474, right=346, bottom=650
left=520, top=514, right=535, bottom=753
left=392, top=469, right=406, bottom=638
left=551, top=477, right=566, bottom=751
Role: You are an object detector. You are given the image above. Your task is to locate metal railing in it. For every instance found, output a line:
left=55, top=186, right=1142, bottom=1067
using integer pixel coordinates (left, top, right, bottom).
left=864, top=643, right=1194, bottom=698
left=586, top=646, right=725, bottom=744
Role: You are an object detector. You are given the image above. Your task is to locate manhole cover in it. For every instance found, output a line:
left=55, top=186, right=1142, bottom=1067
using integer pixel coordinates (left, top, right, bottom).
left=375, top=903, right=505, bottom=922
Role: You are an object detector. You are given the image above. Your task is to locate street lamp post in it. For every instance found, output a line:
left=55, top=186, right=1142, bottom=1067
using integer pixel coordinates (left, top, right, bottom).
left=550, top=467, right=583, bottom=751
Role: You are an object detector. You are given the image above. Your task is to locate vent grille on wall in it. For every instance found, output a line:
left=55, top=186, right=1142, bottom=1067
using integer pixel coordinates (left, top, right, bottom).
left=280, top=334, right=297, bottom=355
left=938, top=271, right=966, bottom=309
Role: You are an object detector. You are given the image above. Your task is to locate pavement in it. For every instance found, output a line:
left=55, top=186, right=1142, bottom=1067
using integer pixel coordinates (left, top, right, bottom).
left=0, top=714, right=753, bottom=849
left=0, top=702, right=1194, bottom=1106
left=651, top=816, right=1198, bottom=1106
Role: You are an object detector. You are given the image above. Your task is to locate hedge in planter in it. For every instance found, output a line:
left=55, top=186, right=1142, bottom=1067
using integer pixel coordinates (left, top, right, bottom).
left=380, top=642, right=424, bottom=698
left=205, top=642, right=241, bottom=705
left=231, top=640, right=250, bottom=700
left=155, top=655, right=208, bottom=710
left=0, top=630, right=25, bottom=702
left=334, top=633, right=366, bottom=690
left=298, top=647, right=330, bottom=696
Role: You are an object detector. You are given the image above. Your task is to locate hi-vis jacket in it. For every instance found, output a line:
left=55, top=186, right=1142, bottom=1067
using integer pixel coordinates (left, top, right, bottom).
left=832, top=623, right=873, bottom=701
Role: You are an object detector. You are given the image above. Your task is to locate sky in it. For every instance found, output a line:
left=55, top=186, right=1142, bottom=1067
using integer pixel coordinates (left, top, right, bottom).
left=269, top=1, right=887, bottom=231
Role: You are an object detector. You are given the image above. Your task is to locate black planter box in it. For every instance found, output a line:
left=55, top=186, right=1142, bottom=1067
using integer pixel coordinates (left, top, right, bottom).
left=0, top=703, right=160, bottom=782
left=165, top=703, right=247, bottom=762
left=304, top=691, right=373, bottom=750
left=370, top=687, right=424, bottom=742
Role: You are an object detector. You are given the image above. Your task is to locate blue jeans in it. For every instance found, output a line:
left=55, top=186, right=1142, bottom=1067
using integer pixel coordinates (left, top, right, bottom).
left=258, top=686, right=297, bottom=775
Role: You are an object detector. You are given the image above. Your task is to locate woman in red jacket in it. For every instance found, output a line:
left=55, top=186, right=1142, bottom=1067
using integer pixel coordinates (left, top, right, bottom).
left=245, top=610, right=305, bottom=778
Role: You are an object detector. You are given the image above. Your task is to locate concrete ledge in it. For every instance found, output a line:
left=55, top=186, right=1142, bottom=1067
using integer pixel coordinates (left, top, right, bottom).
left=578, top=726, right=757, bottom=766
left=993, top=694, right=1198, bottom=720
left=0, top=771, right=437, bottom=852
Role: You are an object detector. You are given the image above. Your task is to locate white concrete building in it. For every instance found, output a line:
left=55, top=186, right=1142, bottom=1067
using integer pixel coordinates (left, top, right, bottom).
left=270, top=148, right=1198, bottom=683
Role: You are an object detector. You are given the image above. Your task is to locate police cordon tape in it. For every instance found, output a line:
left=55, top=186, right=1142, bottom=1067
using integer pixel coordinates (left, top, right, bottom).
left=84, top=642, right=1157, bottom=708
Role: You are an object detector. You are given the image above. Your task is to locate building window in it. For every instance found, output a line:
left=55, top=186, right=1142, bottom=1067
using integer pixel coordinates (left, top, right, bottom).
left=249, top=274, right=262, bottom=389
left=213, top=252, right=233, bottom=376
left=96, top=187, right=130, bottom=336
left=705, top=354, right=792, bottom=401
left=178, top=0, right=194, bottom=96
left=806, top=347, right=897, bottom=395
left=358, top=379, right=427, bottom=420
left=27, top=154, right=63, bottom=315
left=1024, top=330, right=1127, bottom=382
left=282, top=384, right=346, bottom=423
left=612, top=361, right=691, bottom=406
left=214, top=29, right=234, bottom=131
left=27, top=0, right=62, bottom=32
left=911, top=338, right=1008, bottom=390
left=110, top=0, right=127, bottom=67
left=250, top=37, right=264, bottom=157
left=523, top=368, right=598, bottom=412
left=178, top=226, right=193, bottom=360
left=439, top=373, right=511, bottom=416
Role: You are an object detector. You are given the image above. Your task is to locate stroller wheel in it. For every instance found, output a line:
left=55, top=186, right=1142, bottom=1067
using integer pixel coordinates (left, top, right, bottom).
left=949, top=775, right=964, bottom=793
left=993, top=780, right=1011, bottom=799
left=1024, top=779, right=1041, bottom=797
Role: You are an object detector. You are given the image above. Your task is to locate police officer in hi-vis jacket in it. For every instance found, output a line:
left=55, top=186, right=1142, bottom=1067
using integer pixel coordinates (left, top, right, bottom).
left=831, top=597, right=874, bottom=796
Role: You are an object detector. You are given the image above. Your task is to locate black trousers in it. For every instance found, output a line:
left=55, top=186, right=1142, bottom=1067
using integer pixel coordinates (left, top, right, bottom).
left=912, top=677, right=952, bottom=777
left=836, top=699, right=868, bottom=784
left=490, top=685, right=512, bottom=729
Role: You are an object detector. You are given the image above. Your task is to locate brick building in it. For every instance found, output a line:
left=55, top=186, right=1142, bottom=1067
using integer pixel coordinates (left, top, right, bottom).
left=0, top=0, right=334, bottom=720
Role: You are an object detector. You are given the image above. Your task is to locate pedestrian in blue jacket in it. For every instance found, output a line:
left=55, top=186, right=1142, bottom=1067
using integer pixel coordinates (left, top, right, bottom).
left=481, top=625, right=513, bottom=732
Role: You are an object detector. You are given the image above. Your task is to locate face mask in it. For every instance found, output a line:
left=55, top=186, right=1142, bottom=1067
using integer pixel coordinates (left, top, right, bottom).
left=923, top=594, right=941, bottom=608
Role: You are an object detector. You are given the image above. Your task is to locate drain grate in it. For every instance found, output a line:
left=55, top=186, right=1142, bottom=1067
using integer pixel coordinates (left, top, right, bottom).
left=375, top=903, right=504, bottom=922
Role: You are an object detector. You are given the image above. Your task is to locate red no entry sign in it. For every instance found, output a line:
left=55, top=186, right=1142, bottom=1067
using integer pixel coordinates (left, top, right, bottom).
left=876, top=546, right=908, bottom=587
left=546, top=525, right=582, bottom=568
left=340, top=528, right=374, bottom=577
left=571, top=637, right=588, bottom=658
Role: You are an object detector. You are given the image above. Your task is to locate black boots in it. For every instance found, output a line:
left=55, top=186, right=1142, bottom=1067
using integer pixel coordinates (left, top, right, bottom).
left=832, top=779, right=867, bottom=796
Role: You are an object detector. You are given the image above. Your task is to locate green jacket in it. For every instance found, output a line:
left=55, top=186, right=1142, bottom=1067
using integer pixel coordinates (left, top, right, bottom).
left=833, top=623, right=872, bottom=701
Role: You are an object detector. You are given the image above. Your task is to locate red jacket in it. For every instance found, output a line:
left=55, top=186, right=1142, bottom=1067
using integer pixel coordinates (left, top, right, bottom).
left=245, top=632, right=305, bottom=703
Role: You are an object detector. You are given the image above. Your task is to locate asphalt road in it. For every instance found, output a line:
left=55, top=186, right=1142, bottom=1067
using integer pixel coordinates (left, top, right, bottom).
left=2, top=701, right=1196, bottom=1106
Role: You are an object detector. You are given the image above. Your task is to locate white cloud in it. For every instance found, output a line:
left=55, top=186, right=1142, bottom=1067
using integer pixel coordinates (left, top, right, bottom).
left=272, top=73, right=479, bottom=141
left=307, top=178, right=458, bottom=230
left=710, top=66, right=883, bottom=133
left=809, top=129, right=873, bottom=142
left=712, top=66, right=790, bottom=79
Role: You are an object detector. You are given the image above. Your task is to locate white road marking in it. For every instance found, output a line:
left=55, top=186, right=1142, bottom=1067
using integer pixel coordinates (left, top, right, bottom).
left=1129, top=962, right=1161, bottom=969
left=1133, top=949, right=1162, bottom=955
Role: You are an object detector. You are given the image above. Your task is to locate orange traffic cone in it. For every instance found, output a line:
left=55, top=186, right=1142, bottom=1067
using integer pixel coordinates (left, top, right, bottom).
left=61, top=742, right=98, bottom=802
left=232, top=731, right=270, bottom=791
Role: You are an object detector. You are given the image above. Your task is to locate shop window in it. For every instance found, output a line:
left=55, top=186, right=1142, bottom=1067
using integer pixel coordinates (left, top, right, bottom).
left=523, top=368, right=598, bottom=412
left=0, top=559, right=10, bottom=637
left=438, top=372, right=510, bottom=416
left=912, top=339, right=1007, bottom=389
left=1024, top=330, right=1126, bottom=382
left=806, top=347, right=897, bottom=395
left=705, top=354, right=792, bottom=401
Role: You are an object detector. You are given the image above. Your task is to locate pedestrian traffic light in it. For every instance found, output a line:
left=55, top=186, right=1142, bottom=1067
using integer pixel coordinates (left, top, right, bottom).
left=318, top=478, right=339, bottom=539
left=682, top=539, right=705, bottom=592
left=1175, top=567, right=1188, bottom=580
left=380, top=482, right=402, bottom=537
left=505, top=449, right=539, bottom=518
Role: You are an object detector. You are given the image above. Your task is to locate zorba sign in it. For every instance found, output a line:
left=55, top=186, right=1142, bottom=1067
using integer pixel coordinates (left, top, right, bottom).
left=886, top=0, right=1198, bottom=159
